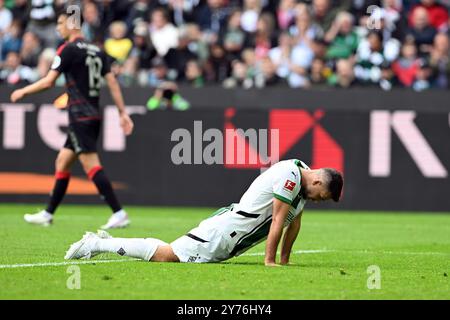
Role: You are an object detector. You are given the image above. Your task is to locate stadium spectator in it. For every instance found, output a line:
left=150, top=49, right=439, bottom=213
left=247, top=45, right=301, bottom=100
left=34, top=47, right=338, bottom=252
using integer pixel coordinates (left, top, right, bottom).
left=149, top=7, right=179, bottom=56
left=146, top=81, right=191, bottom=110
left=181, top=23, right=210, bottom=62
left=361, top=4, right=403, bottom=63
left=354, top=31, right=390, bottom=86
left=223, top=47, right=269, bottom=88
left=223, top=59, right=250, bottom=88
left=184, top=59, right=205, bottom=87
left=165, top=25, right=199, bottom=81
left=364, top=0, right=407, bottom=42
left=269, top=32, right=293, bottom=81
left=241, top=47, right=259, bottom=86
left=0, top=0, right=13, bottom=35
left=290, top=3, right=324, bottom=43
left=145, top=56, right=173, bottom=87
left=311, top=0, right=341, bottom=33
left=405, top=6, right=437, bottom=55
left=0, top=19, right=22, bottom=61
left=255, top=56, right=283, bottom=87
left=161, top=0, right=200, bottom=27
left=309, top=57, right=331, bottom=85
left=126, top=21, right=157, bottom=85
left=26, top=0, right=59, bottom=49
left=349, top=0, right=382, bottom=24
left=245, top=13, right=277, bottom=60
left=126, top=0, right=158, bottom=31
left=276, top=0, right=297, bottom=31
left=195, top=0, right=230, bottom=42
left=205, top=43, right=231, bottom=82
left=104, top=21, right=133, bottom=63
left=391, top=40, right=431, bottom=90
left=408, top=0, right=449, bottom=31
left=220, top=9, right=247, bottom=61
left=19, top=32, right=42, bottom=68
left=82, top=1, right=105, bottom=45
left=10, top=0, right=29, bottom=30
left=429, top=32, right=450, bottom=88
left=287, top=9, right=316, bottom=88
left=95, top=0, right=132, bottom=29
left=1, top=0, right=449, bottom=91
left=325, top=11, right=359, bottom=61
left=0, top=51, right=36, bottom=85
left=327, top=58, right=357, bottom=88
left=241, top=0, right=263, bottom=33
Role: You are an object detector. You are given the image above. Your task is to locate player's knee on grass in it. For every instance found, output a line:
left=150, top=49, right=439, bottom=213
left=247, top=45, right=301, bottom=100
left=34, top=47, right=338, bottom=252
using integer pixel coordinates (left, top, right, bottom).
left=150, top=245, right=180, bottom=263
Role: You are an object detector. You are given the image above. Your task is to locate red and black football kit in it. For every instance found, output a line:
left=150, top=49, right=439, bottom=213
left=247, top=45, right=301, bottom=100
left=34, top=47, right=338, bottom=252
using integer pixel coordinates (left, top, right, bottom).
left=46, top=37, right=122, bottom=215
left=52, top=37, right=113, bottom=153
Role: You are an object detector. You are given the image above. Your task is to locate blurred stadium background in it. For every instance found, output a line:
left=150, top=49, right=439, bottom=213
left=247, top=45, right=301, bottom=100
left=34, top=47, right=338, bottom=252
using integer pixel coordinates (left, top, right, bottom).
left=0, top=0, right=449, bottom=210
left=0, top=0, right=449, bottom=300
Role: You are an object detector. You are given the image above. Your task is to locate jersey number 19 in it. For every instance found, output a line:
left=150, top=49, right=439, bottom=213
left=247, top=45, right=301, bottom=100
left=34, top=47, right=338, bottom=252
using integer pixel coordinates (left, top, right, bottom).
left=85, top=55, right=102, bottom=97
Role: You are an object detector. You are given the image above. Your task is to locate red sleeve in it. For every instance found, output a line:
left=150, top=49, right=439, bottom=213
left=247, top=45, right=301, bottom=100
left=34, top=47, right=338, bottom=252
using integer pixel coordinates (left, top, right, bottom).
left=56, top=43, right=67, bottom=56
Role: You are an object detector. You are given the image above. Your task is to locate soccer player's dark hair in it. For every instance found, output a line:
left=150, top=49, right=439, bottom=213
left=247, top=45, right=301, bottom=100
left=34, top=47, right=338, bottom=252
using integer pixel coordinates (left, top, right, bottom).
left=323, top=168, right=343, bottom=202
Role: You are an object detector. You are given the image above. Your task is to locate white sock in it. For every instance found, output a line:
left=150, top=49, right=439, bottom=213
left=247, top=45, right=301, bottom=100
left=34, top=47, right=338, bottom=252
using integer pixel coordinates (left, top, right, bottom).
left=95, top=238, right=167, bottom=261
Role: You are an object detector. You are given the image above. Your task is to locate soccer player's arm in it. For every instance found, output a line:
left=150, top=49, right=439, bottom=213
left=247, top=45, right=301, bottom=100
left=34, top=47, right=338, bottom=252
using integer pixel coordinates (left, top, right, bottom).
left=265, top=168, right=300, bottom=266
left=10, top=70, right=60, bottom=102
left=103, top=54, right=134, bottom=136
left=280, top=211, right=302, bottom=265
left=265, top=198, right=291, bottom=267
left=10, top=45, right=73, bottom=103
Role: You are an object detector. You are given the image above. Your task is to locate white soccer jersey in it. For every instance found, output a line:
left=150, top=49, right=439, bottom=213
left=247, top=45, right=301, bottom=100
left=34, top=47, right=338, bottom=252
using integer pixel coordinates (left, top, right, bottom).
left=171, top=159, right=310, bottom=263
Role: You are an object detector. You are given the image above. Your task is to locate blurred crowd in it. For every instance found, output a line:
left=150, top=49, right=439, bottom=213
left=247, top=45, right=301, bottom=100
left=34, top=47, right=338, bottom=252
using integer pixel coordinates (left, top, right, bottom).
left=1, top=0, right=450, bottom=91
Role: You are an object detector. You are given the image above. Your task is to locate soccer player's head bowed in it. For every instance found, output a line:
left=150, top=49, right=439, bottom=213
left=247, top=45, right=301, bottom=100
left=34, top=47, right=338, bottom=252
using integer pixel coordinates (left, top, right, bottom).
left=301, top=168, right=343, bottom=203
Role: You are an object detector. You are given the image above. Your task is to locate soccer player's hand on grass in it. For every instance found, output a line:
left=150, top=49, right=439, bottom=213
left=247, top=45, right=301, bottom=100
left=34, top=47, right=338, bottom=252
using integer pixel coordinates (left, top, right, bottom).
left=10, top=89, right=24, bottom=103
left=120, top=112, right=134, bottom=136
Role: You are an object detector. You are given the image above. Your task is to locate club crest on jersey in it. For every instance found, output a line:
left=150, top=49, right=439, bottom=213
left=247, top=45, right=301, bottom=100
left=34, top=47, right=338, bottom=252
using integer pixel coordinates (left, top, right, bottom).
left=283, top=180, right=296, bottom=192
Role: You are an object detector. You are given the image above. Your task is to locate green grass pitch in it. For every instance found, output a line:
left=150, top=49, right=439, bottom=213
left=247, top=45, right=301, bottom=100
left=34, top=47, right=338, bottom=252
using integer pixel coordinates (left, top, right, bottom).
left=0, top=204, right=449, bottom=300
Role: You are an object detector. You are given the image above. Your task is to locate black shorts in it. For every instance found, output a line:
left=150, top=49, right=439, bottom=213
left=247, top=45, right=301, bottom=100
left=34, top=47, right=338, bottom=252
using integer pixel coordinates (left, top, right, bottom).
left=64, top=120, right=101, bottom=154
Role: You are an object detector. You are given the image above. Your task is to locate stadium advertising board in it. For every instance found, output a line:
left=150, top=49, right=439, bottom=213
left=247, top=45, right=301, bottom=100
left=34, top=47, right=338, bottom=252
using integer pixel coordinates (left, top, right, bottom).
left=0, top=88, right=448, bottom=211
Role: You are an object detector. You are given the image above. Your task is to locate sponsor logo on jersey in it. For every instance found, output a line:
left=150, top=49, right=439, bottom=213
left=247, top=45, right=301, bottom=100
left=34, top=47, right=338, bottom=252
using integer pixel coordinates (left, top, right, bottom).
left=283, top=180, right=296, bottom=192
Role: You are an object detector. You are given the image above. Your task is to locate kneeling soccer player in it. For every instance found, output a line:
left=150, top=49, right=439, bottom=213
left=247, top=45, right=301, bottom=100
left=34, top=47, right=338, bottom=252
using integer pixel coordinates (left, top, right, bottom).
left=65, top=159, right=343, bottom=266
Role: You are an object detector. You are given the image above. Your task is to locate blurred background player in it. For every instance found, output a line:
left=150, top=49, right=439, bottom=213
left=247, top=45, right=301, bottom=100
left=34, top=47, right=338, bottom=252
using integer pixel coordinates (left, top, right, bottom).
left=10, top=10, right=134, bottom=229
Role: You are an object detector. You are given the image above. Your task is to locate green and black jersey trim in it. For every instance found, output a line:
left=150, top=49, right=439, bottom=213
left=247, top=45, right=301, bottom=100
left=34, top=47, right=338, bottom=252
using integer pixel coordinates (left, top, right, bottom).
left=210, top=204, right=234, bottom=217
left=294, top=159, right=307, bottom=169
left=230, top=215, right=273, bottom=257
left=273, top=193, right=292, bottom=205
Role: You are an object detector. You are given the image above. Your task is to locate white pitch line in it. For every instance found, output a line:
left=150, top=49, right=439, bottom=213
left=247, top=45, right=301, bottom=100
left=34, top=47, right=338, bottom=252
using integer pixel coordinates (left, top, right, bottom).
left=0, top=258, right=140, bottom=269
left=1, top=249, right=449, bottom=269
left=0, top=250, right=331, bottom=269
